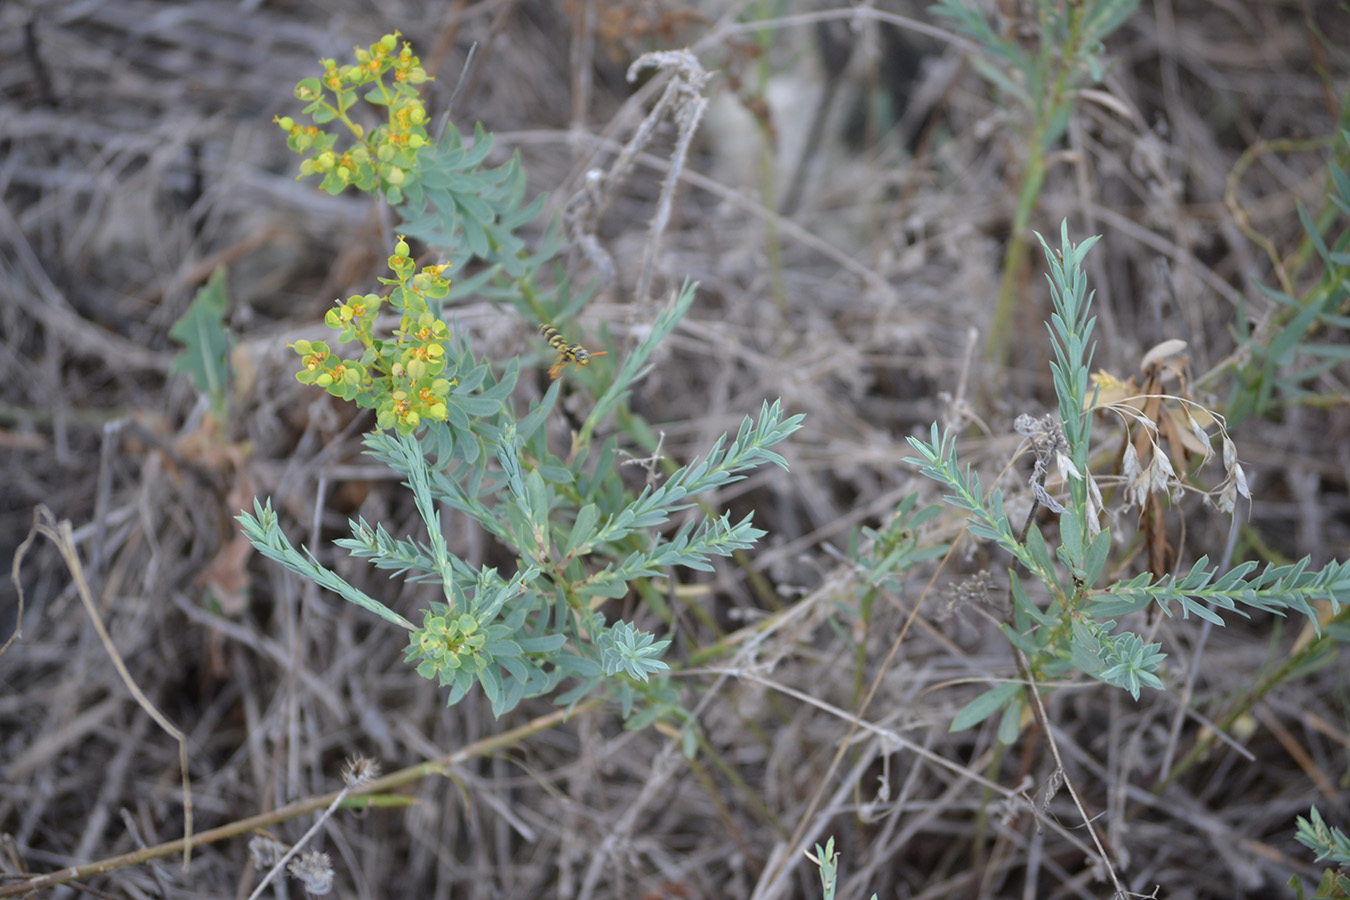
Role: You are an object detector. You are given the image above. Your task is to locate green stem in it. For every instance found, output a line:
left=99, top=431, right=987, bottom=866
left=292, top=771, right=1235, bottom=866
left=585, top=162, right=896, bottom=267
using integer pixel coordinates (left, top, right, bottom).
left=987, top=160, right=1044, bottom=367
left=986, top=4, right=1085, bottom=365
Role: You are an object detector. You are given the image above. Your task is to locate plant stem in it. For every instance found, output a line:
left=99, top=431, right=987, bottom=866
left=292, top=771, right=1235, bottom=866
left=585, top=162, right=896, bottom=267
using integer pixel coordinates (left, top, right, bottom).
left=0, top=703, right=597, bottom=898
left=986, top=2, right=1084, bottom=366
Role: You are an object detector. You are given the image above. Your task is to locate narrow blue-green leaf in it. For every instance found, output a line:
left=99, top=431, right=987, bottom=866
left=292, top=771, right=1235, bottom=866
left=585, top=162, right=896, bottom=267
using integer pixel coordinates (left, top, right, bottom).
left=1298, top=201, right=1333, bottom=268
left=517, top=633, right=566, bottom=653
left=1024, top=524, right=1056, bottom=581
left=1082, top=0, right=1138, bottom=44
left=582, top=577, right=630, bottom=599
left=169, top=266, right=233, bottom=418
left=1059, top=508, right=1084, bottom=569
left=1003, top=622, right=1040, bottom=656
left=1082, top=528, right=1111, bottom=586
left=1011, top=571, right=1056, bottom=627
left=565, top=503, right=599, bottom=556
left=523, top=469, right=549, bottom=536
left=478, top=665, right=503, bottom=707
left=997, top=693, right=1025, bottom=745
left=969, top=54, right=1032, bottom=108
left=950, top=682, right=1022, bottom=733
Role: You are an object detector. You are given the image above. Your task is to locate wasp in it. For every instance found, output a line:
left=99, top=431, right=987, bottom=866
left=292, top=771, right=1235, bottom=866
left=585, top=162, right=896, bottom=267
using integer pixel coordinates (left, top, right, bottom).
left=538, top=322, right=606, bottom=379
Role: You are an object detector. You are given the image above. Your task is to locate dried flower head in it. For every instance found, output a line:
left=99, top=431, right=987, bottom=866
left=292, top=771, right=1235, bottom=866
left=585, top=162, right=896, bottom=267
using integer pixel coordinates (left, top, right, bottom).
left=342, top=755, right=382, bottom=788
left=1213, top=436, right=1251, bottom=515
left=938, top=570, right=993, bottom=620
left=287, top=850, right=335, bottom=896
left=1015, top=413, right=1076, bottom=514
left=248, top=835, right=288, bottom=868
left=1091, top=344, right=1245, bottom=519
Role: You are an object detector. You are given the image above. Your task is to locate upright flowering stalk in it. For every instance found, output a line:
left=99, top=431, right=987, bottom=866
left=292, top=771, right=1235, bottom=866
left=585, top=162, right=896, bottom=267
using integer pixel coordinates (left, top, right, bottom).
left=273, top=32, right=432, bottom=204
left=291, top=236, right=454, bottom=434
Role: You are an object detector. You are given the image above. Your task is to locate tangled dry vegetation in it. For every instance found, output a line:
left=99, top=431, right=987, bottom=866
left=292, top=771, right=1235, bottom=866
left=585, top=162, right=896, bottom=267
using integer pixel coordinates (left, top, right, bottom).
left=2, top=1, right=1348, bottom=899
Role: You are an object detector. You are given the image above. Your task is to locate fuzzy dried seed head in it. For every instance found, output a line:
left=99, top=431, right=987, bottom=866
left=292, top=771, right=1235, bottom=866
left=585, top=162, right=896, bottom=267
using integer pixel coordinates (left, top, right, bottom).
left=1014, top=412, right=1068, bottom=464
left=342, top=755, right=382, bottom=788
left=287, top=850, right=335, bottom=896
left=1016, top=413, right=1072, bottom=513
left=938, top=570, right=993, bottom=620
left=248, top=836, right=288, bottom=868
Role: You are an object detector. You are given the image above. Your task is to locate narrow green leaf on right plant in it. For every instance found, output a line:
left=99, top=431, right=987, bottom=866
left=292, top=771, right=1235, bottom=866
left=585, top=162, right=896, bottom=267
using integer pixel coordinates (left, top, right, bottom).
left=950, top=682, right=1022, bottom=733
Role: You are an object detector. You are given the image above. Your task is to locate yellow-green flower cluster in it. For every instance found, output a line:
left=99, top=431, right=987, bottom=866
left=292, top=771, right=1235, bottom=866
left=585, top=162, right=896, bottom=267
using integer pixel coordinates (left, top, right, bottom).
left=291, top=237, right=455, bottom=435
left=274, top=32, right=432, bottom=204
left=408, top=605, right=489, bottom=682
left=291, top=339, right=366, bottom=401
